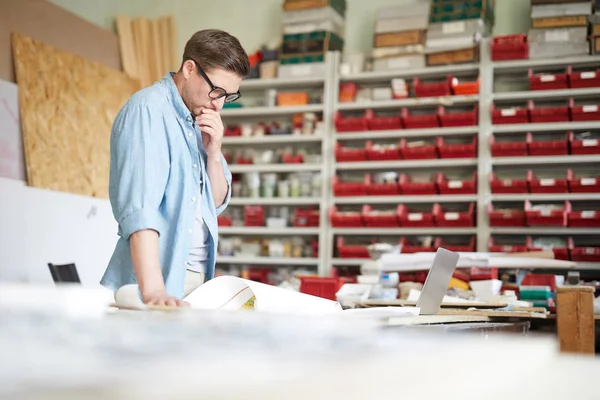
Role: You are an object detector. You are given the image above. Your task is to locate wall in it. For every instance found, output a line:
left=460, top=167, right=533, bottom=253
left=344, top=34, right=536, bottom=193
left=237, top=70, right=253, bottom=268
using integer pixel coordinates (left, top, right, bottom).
left=0, top=178, right=118, bottom=287
left=49, top=0, right=532, bottom=56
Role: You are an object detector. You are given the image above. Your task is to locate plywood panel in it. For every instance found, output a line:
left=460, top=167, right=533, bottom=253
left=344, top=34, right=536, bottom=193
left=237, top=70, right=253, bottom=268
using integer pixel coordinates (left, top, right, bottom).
left=1, top=0, right=121, bottom=82
left=11, top=33, right=138, bottom=198
left=0, top=80, right=26, bottom=181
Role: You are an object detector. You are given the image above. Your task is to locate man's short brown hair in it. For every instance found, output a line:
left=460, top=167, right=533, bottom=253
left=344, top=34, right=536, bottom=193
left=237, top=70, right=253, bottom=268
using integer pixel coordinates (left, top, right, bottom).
left=182, top=29, right=250, bottom=78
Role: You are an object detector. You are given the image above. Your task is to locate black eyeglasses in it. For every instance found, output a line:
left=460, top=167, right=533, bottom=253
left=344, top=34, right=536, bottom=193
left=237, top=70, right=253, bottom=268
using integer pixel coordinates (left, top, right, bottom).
left=186, top=58, right=242, bottom=103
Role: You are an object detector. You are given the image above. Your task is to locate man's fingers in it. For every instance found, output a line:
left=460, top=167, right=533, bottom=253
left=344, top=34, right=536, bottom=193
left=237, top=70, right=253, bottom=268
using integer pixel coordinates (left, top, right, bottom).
left=177, top=299, right=190, bottom=307
left=200, top=126, right=218, bottom=137
left=166, top=298, right=177, bottom=307
left=201, top=108, right=218, bottom=115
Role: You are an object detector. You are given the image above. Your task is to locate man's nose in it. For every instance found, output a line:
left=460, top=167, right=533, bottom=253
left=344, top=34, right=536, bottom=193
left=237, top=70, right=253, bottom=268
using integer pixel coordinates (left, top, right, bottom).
left=211, top=97, right=225, bottom=111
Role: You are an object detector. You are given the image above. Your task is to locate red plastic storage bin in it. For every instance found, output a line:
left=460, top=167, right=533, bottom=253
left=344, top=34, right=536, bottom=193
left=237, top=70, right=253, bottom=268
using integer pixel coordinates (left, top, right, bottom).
left=490, top=171, right=529, bottom=194
left=437, top=136, right=477, bottom=158
left=488, top=236, right=528, bottom=253
left=529, top=100, right=570, bottom=123
left=401, top=107, right=440, bottom=129
left=335, top=111, right=369, bottom=132
left=235, top=156, right=253, bottom=165
left=490, top=34, right=528, bottom=61
left=366, top=140, right=402, bottom=161
left=293, top=208, right=320, bottom=227
left=568, top=169, right=600, bottom=193
left=569, top=131, right=600, bottom=155
left=365, top=173, right=400, bottom=196
left=570, top=99, right=600, bottom=121
left=333, top=175, right=368, bottom=197
left=436, top=172, right=477, bottom=195
left=528, top=67, right=568, bottom=91
left=413, top=75, right=452, bottom=98
left=434, top=236, right=476, bottom=252
left=570, top=237, right=600, bottom=262
left=217, top=215, right=233, bottom=226
left=490, top=134, right=528, bottom=157
left=282, top=153, right=304, bottom=164
left=525, top=200, right=570, bottom=227
left=528, top=170, right=569, bottom=194
left=244, top=206, right=265, bottom=227
left=335, top=142, right=367, bottom=162
left=362, top=205, right=403, bottom=228
left=488, top=203, right=526, bottom=227
left=568, top=208, right=600, bottom=227
left=521, top=272, right=558, bottom=291
left=299, top=276, right=345, bottom=300
left=367, top=109, right=403, bottom=131
left=438, top=105, right=478, bottom=127
left=451, top=76, right=479, bottom=95
left=527, top=236, right=569, bottom=261
left=224, top=126, right=242, bottom=137
left=398, top=205, right=435, bottom=227
left=399, top=173, right=438, bottom=195
left=526, top=132, right=569, bottom=156
left=336, top=237, right=370, bottom=259
left=568, top=66, right=600, bottom=89
left=400, top=236, right=435, bottom=253
left=329, top=206, right=363, bottom=227
left=491, top=103, right=530, bottom=124
left=470, top=267, right=498, bottom=281
left=434, top=203, right=475, bottom=227
left=400, top=138, right=438, bottom=159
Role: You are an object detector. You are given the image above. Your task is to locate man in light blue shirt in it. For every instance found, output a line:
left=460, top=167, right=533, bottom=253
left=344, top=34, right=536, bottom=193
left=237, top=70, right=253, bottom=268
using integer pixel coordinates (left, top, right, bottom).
left=101, top=30, right=249, bottom=307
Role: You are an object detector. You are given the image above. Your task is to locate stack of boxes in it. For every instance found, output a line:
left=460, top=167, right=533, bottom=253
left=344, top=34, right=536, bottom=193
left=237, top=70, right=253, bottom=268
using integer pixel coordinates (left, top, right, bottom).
left=279, top=0, right=346, bottom=78
left=591, top=0, right=600, bottom=54
left=425, top=0, right=494, bottom=66
left=370, top=2, right=430, bottom=72
left=528, top=0, right=593, bottom=59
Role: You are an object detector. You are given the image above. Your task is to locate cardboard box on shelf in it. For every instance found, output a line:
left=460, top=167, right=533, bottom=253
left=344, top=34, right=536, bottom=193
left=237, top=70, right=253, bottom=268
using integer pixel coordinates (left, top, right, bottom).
left=281, top=31, right=344, bottom=55
left=593, top=36, right=600, bottom=55
left=529, top=41, right=590, bottom=58
left=426, top=19, right=484, bottom=50
left=373, top=54, right=426, bottom=71
left=426, top=46, right=479, bottom=66
left=531, top=1, right=591, bottom=18
left=429, top=0, right=493, bottom=23
left=532, top=15, right=588, bottom=28
left=374, top=30, right=426, bottom=48
left=283, top=0, right=346, bottom=17
left=528, top=26, right=588, bottom=43
left=591, top=14, right=600, bottom=36
left=277, top=62, right=327, bottom=78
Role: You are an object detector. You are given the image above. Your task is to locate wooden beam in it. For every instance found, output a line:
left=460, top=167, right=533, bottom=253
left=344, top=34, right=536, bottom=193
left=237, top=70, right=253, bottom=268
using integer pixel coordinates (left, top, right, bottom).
left=557, top=286, right=595, bottom=355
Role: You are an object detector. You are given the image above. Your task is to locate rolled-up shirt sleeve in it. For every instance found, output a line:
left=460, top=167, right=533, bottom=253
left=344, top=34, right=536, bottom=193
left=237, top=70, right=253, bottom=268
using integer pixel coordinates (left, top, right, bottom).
left=109, top=102, right=169, bottom=240
left=215, top=153, right=232, bottom=216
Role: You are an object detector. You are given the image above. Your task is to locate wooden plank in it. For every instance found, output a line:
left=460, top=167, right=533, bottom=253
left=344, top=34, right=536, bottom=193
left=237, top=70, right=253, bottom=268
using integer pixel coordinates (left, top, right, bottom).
left=557, top=286, right=595, bottom=355
left=389, top=314, right=492, bottom=326
left=1, top=0, right=121, bottom=82
left=11, top=33, right=138, bottom=198
left=115, top=15, right=138, bottom=81
left=150, top=19, right=163, bottom=81
left=436, top=308, right=548, bottom=319
left=167, top=16, right=179, bottom=72
left=358, top=299, right=509, bottom=309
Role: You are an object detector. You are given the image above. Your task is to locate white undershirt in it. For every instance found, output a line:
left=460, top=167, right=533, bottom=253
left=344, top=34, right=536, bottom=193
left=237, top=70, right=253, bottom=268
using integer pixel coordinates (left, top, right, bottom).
left=186, top=139, right=209, bottom=273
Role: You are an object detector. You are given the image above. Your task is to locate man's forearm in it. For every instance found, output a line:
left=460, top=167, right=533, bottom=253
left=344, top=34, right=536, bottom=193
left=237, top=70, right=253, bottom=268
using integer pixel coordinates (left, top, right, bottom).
left=207, top=154, right=228, bottom=207
left=130, top=229, right=165, bottom=299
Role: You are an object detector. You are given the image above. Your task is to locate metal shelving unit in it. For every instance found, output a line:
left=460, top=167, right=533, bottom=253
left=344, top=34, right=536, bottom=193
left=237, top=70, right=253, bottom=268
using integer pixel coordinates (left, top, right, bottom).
left=221, top=104, right=323, bottom=117
left=334, top=126, right=478, bottom=140
left=216, top=256, right=320, bottom=266
left=335, top=158, right=478, bottom=171
left=334, top=195, right=478, bottom=204
left=336, top=95, right=478, bottom=111
left=219, top=44, right=600, bottom=275
left=219, top=227, right=320, bottom=235
left=228, top=197, right=321, bottom=206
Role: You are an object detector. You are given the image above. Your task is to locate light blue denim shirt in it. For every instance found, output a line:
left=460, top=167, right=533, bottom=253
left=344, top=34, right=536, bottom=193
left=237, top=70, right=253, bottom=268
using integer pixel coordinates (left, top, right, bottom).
left=100, top=73, right=232, bottom=298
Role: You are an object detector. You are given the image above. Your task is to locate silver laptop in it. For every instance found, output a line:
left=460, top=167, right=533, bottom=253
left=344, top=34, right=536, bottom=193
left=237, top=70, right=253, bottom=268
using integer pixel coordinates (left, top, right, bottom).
left=415, top=248, right=460, bottom=315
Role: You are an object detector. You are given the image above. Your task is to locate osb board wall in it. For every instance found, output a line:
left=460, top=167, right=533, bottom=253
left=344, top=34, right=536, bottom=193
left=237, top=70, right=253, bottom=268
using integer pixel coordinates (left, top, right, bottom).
left=1, top=0, right=121, bottom=82
left=12, top=33, right=138, bottom=198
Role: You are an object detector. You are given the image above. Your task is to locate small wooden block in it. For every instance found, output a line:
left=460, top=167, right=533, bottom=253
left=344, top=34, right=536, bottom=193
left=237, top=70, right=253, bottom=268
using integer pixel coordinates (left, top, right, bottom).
left=557, top=286, right=595, bottom=355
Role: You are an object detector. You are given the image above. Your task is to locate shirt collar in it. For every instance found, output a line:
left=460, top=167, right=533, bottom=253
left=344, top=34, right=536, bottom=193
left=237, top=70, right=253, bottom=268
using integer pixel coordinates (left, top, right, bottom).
left=163, top=72, right=193, bottom=123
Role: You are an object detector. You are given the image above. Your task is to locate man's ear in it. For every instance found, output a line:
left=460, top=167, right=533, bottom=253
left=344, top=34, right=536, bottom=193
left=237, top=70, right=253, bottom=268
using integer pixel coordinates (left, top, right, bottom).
left=181, top=60, right=194, bottom=79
